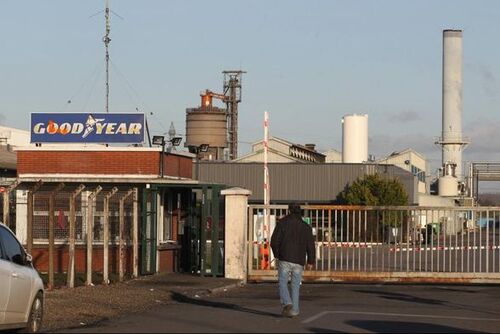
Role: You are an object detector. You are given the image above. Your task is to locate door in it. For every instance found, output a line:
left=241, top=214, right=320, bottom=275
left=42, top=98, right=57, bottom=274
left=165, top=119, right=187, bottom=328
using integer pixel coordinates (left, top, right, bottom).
left=0, top=226, right=32, bottom=324
left=141, top=188, right=158, bottom=275
left=200, top=186, right=224, bottom=277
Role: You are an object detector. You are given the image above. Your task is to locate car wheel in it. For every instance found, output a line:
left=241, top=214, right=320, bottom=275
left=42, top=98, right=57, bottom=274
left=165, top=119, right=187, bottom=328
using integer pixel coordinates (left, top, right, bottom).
left=26, top=292, right=43, bottom=333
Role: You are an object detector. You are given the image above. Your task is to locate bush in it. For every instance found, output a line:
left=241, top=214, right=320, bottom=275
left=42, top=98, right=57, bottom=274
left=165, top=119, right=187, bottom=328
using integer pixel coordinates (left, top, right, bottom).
left=338, top=174, right=409, bottom=227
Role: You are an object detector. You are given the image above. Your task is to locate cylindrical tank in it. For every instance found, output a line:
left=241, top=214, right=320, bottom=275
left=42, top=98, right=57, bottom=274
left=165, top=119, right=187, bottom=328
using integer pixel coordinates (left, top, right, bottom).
left=442, top=29, right=464, bottom=179
left=438, top=175, right=458, bottom=197
left=185, top=107, right=227, bottom=149
left=342, top=114, right=368, bottom=163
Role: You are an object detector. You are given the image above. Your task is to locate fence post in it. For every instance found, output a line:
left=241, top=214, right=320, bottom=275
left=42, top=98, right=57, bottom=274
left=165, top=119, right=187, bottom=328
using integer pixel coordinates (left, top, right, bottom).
left=221, top=187, right=252, bottom=282
left=67, top=185, right=85, bottom=288
left=48, top=183, right=64, bottom=290
left=132, top=187, right=139, bottom=278
left=26, top=180, right=43, bottom=255
left=86, top=186, right=102, bottom=286
left=3, top=179, right=19, bottom=229
left=119, top=189, right=134, bottom=282
left=103, top=187, right=118, bottom=285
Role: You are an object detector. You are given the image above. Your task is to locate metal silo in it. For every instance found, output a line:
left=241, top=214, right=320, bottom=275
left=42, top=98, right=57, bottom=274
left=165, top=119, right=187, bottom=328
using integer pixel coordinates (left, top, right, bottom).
left=342, top=114, right=368, bottom=163
left=185, top=93, right=228, bottom=160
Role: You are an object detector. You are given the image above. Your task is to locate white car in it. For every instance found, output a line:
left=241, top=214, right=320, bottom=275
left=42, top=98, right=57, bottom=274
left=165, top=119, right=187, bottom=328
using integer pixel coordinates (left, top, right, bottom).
left=0, top=223, right=44, bottom=332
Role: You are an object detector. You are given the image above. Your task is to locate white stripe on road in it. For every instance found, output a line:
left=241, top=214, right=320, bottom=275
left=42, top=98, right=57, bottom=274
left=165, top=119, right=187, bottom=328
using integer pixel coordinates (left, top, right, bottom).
left=302, top=310, right=500, bottom=324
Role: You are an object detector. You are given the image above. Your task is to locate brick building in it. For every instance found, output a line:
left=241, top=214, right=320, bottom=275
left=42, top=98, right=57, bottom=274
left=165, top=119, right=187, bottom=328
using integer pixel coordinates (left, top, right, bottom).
left=13, top=146, right=225, bottom=280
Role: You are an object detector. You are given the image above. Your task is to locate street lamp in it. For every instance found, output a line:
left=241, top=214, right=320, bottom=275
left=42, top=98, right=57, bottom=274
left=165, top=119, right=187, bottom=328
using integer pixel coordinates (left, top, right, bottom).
left=189, top=144, right=209, bottom=180
left=153, top=135, right=183, bottom=178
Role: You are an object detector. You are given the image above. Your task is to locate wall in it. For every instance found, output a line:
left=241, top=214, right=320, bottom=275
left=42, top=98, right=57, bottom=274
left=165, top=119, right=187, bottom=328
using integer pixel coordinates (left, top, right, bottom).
left=0, top=125, right=32, bottom=147
left=164, top=154, right=193, bottom=179
left=199, top=162, right=416, bottom=204
left=252, top=138, right=290, bottom=154
left=378, top=150, right=428, bottom=194
left=158, top=249, right=177, bottom=273
left=418, top=194, right=456, bottom=206
left=16, top=148, right=192, bottom=178
left=31, top=245, right=133, bottom=274
left=324, top=150, right=342, bottom=163
left=235, top=150, right=299, bottom=163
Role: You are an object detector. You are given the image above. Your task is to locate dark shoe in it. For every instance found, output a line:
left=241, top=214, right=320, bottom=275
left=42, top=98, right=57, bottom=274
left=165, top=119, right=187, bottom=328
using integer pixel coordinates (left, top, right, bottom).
left=282, top=304, right=293, bottom=317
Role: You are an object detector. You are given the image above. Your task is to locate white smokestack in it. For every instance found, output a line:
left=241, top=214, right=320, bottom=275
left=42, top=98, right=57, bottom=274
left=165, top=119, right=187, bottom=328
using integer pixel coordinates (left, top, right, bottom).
left=439, top=29, right=467, bottom=181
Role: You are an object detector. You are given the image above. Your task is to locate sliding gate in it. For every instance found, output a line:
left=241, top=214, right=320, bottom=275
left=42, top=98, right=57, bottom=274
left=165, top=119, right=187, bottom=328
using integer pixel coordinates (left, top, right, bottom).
left=248, top=205, right=500, bottom=283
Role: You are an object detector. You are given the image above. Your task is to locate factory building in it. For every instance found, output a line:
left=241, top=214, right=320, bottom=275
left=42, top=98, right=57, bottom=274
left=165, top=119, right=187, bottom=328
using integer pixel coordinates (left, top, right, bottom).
left=234, top=137, right=326, bottom=163
left=197, top=161, right=418, bottom=204
left=377, top=149, right=429, bottom=194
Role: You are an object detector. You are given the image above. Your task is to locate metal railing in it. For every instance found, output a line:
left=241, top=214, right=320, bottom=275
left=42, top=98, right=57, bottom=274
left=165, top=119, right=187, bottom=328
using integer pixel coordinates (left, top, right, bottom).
left=248, top=205, right=500, bottom=283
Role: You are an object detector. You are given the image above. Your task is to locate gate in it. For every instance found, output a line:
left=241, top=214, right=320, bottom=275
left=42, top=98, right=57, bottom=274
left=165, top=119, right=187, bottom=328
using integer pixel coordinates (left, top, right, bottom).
left=248, top=205, right=500, bottom=283
left=141, top=187, right=158, bottom=275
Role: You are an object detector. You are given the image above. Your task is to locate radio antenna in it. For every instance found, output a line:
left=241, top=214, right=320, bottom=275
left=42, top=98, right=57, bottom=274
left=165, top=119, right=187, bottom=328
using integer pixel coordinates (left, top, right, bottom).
left=104, top=0, right=111, bottom=113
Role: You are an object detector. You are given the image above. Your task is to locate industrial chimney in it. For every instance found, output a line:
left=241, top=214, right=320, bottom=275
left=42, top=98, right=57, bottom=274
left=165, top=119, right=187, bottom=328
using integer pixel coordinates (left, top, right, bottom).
left=437, top=29, right=468, bottom=183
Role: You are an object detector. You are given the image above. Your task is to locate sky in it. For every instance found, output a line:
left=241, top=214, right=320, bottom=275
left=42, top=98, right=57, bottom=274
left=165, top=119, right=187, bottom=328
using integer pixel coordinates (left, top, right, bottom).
left=1, top=0, right=500, bottom=186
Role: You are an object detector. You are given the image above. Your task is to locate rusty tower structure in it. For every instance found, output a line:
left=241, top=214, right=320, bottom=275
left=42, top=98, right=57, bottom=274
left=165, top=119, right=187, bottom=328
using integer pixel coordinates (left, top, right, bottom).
left=223, top=70, right=245, bottom=160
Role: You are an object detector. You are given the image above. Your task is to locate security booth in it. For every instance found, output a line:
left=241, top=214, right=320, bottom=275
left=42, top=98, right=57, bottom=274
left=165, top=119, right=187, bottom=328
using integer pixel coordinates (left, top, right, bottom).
left=10, top=112, right=228, bottom=288
left=15, top=156, right=225, bottom=286
left=15, top=167, right=226, bottom=284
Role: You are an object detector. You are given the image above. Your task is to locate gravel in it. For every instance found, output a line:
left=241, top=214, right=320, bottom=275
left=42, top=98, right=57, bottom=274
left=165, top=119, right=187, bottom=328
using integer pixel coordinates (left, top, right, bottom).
left=41, top=273, right=241, bottom=332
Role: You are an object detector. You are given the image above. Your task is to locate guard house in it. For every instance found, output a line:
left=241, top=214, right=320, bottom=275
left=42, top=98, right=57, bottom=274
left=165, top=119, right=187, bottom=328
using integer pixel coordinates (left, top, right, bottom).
left=10, top=113, right=225, bottom=283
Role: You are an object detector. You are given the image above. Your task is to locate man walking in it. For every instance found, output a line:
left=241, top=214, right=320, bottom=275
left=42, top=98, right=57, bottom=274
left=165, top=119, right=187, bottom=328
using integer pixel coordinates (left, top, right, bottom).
left=271, top=203, right=315, bottom=318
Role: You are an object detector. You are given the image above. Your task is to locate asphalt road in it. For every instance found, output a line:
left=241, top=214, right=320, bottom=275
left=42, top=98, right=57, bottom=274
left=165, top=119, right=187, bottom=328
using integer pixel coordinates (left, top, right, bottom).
left=60, top=283, right=500, bottom=333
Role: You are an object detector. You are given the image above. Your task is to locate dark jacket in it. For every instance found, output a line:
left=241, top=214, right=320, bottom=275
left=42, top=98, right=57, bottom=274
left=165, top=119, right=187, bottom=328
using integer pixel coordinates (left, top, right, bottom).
left=270, top=213, right=315, bottom=266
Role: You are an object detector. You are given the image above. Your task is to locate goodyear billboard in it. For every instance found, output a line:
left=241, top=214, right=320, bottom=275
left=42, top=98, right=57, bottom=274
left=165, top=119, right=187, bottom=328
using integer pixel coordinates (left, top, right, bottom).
left=31, top=113, right=145, bottom=143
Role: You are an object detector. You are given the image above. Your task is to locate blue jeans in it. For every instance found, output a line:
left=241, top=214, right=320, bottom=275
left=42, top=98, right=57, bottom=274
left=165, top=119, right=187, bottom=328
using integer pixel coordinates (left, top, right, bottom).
left=278, top=260, right=303, bottom=315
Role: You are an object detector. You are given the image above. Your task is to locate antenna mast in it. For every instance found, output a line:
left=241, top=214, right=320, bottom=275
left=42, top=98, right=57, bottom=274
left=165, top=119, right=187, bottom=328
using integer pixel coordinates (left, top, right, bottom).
left=103, top=0, right=111, bottom=113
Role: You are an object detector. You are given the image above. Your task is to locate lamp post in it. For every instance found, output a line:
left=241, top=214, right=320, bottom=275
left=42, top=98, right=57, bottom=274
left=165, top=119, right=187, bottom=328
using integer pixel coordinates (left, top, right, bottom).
left=153, top=135, right=183, bottom=178
left=190, top=144, right=209, bottom=181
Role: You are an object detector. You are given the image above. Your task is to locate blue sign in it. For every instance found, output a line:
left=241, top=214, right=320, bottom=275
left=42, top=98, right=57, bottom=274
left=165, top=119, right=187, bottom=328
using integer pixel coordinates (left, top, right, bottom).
left=30, top=113, right=145, bottom=143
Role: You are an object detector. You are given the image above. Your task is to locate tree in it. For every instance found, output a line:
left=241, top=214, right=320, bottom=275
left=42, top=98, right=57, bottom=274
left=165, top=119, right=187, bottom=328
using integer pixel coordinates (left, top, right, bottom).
left=339, top=173, right=409, bottom=206
left=338, top=174, right=409, bottom=227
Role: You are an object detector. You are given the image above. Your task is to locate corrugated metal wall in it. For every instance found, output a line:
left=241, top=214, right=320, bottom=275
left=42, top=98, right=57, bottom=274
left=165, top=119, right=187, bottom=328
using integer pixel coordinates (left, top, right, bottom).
left=198, top=162, right=417, bottom=204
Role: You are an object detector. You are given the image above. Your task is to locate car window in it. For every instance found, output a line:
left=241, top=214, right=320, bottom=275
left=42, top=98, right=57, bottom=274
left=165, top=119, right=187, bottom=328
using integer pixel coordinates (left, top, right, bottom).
left=0, top=226, right=24, bottom=265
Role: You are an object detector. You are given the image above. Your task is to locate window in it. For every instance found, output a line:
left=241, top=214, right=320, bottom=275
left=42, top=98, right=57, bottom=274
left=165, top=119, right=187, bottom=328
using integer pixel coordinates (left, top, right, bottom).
left=411, top=165, right=426, bottom=183
left=163, top=193, right=173, bottom=241
left=0, top=226, right=24, bottom=265
left=162, top=191, right=183, bottom=242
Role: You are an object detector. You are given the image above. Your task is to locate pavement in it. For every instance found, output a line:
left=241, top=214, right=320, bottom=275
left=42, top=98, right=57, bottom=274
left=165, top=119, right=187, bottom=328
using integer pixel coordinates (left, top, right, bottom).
left=60, top=283, right=500, bottom=333
left=41, top=272, right=242, bottom=333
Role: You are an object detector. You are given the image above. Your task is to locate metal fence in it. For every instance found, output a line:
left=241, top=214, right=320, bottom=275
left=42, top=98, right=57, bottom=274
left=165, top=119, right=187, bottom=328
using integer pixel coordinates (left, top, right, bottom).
left=248, top=205, right=500, bottom=283
left=32, top=188, right=134, bottom=245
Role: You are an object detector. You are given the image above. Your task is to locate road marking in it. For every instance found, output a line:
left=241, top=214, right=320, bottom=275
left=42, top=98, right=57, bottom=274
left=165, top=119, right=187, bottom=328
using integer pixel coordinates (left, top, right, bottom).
left=302, top=311, right=500, bottom=324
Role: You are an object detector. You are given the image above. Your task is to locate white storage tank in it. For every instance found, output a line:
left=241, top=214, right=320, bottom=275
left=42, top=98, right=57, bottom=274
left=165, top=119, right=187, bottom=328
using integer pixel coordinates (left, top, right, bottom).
left=438, top=162, right=459, bottom=196
left=342, top=114, right=368, bottom=163
left=439, top=176, right=458, bottom=197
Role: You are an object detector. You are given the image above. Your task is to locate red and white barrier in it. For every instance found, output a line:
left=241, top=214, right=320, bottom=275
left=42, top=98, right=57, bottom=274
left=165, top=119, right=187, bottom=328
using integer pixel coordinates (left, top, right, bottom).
left=391, top=245, right=500, bottom=252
